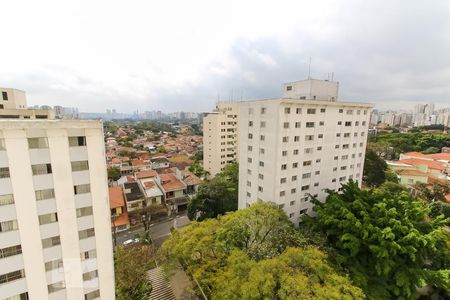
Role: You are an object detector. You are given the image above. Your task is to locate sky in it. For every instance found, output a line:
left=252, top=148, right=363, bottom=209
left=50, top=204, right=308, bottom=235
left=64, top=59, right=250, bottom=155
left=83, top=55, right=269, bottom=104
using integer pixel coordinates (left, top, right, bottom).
left=1, top=0, right=450, bottom=113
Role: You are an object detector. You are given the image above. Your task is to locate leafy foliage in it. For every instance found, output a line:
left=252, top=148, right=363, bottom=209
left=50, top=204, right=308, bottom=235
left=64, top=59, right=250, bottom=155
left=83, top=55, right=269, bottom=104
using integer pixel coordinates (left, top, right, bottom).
left=188, top=161, right=205, bottom=177
left=160, top=203, right=364, bottom=299
left=107, top=167, right=121, bottom=181
left=187, top=163, right=238, bottom=221
left=304, top=181, right=450, bottom=300
left=363, top=149, right=388, bottom=187
left=115, top=245, right=155, bottom=300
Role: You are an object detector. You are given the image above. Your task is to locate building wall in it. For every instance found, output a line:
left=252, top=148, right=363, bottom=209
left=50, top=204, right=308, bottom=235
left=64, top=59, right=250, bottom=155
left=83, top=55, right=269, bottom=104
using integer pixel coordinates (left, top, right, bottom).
left=203, top=102, right=240, bottom=177
left=238, top=99, right=372, bottom=225
left=399, top=174, right=428, bottom=186
left=0, top=120, right=115, bottom=300
left=0, top=88, right=27, bottom=109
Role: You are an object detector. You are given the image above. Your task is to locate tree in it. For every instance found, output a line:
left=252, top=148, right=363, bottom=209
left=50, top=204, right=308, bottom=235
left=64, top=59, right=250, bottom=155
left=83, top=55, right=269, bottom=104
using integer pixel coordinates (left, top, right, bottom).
left=157, top=146, right=166, bottom=153
left=108, top=167, right=121, bottom=181
left=187, top=163, right=238, bottom=221
left=115, top=245, right=155, bottom=300
left=188, top=161, right=205, bottom=177
left=363, top=149, right=387, bottom=187
left=304, top=181, right=450, bottom=299
left=160, top=203, right=364, bottom=299
left=414, top=182, right=450, bottom=222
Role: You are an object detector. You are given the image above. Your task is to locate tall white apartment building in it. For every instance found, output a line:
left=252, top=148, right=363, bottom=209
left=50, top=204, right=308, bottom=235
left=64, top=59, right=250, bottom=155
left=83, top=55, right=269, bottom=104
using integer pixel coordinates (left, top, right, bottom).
left=238, top=79, right=373, bottom=224
left=0, top=89, right=114, bottom=300
left=203, top=102, right=239, bottom=177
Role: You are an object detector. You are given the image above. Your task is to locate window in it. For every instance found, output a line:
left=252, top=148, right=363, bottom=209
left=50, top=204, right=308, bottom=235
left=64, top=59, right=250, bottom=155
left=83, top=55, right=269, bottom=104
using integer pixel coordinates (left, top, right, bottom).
left=293, top=149, right=299, bottom=155
left=248, top=133, right=253, bottom=139
left=336, top=133, right=341, bottom=137
left=282, top=136, right=289, bottom=143
left=259, top=161, right=264, bottom=167
left=83, top=270, right=98, bottom=281
left=247, top=169, right=252, bottom=175
left=289, top=213, right=295, bottom=218
left=76, top=206, right=93, bottom=218
left=48, top=281, right=65, bottom=293
left=361, top=132, right=365, bottom=137
left=0, top=269, right=25, bottom=284
left=261, top=107, right=266, bottom=114
left=260, top=135, right=265, bottom=141
left=340, top=176, right=346, bottom=182
left=302, top=173, right=311, bottom=179
left=280, top=191, right=285, bottom=197
left=1, top=167, right=11, bottom=179
left=337, top=121, right=342, bottom=125
left=342, top=155, right=349, bottom=160
left=259, top=148, right=265, bottom=154
left=301, top=185, right=310, bottom=191
left=0, top=220, right=18, bottom=232
left=45, top=259, right=63, bottom=271
left=282, top=150, right=287, bottom=156
left=286, top=85, right=292, bottom=91
left=303, top=161, right=312, bottom=166
left=364, top=110, right=367, bottom=115
left=39, top=213, right=58, bottom=225
left=305, top=135, right=314, bottom=141
left=344, top=133, right=350, bottom=137
left=296, top=108, right=302, bottom=114
left=346, top=110, right=353, bottom=115
left=334, top=156, right=338, bottom=160
left=315, top=171, right=320, bottom=175
left=79, top=228, right=95, bottom=240
left=81, top=249, right=97, bottom=260
left=292, top=162, right=298, bottom=168
left=280, top=178, right=286, bottom=183
left=290, top=200, right=296, bottom=206
left=304, top=148, right=313, bottom=154
left=28, top=137, right=48, bottom=149
left=341, top=166, right=347, bottom=170
left=333, top=167, right=337, bottom=171
left=294, top=136, right=300, bottom=142
left=316, top=158, right=321, bottom=163
left=246, top=192, right=251, bottom=198
left=248, top=108, right=253, bottom=115
left=281, top=164, right=287, bottom=170
left=332, top=178, right=336, bottom=182
left=314, top=182, right=319, bottom=187
left=35, top=189, right=55, bottom=202
left=295, top=122, right=301, bottom=128
left=355, top=121, right=359, bottom=126
left=306, top=122, right=314, bottom=128
left=318, top=134, right=323, bottom=139
left=69, top=136, right=86, bottom=147
left=260, top=121, right=266, bottom=128
left=31, top=163, right=52, bottom=175
left=362, top=121, right=366, bottom=126
left=292, top=175, right=297, bottom=181
left=300, top=209, right=308, bottom=215
left=279, top=204, right=285, bottom=209
left=283, top=122, right=289, bottom=128
left=345, top=121, right=352, bottom=126
left=247, top=181, right=251, bottom=187
left=335, top=145, right=340, bottom=149
left=343, top=144, right=349, bottom=149
left=307, top=108, right=316, bottom=114
left=74, top=184, right=90, bottom=195
left=0, top=245, right=22, bottom=258
left=42, top=236, right=60, bottom=248
left=319, top=121, right=324, bottom=126
left=258, top=186, right=263, bottom=192
left=248, top=121, right=253, bottom=127
left=284, top=107, right=291, bottom=114
left=248, top=146, right=253, bottom=151
left=2, top=91, right=8, bottom=100
left=339, top=109, right=343, bottom=113
left=317, top=146, right=322, bottom=151
left=258, top=174, right=264, bottom=179
left=85, top=290, right=101, bottom=300
left=0, top=194, right=14, bottom=206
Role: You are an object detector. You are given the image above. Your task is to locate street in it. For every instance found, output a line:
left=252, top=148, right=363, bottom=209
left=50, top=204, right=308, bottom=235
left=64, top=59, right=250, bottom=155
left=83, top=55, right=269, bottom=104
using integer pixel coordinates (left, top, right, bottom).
left=115, top=212, right=191, bottom=247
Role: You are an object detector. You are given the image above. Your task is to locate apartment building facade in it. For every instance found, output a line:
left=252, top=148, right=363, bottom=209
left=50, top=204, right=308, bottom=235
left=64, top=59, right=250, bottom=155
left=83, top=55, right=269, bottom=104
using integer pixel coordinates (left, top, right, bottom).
left=238, top=79, right=373, bottom=225
left=0, top=119, right=115, bottom=300
left=203, top=102, right=239, bottom=177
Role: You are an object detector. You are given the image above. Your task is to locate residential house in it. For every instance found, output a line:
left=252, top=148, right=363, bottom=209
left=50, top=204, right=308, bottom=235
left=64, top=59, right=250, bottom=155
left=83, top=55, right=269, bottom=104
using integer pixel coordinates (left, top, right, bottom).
left=123, top=182, right=146, bottom=212
left=151, top=156, right=170, bottom=170
left=158, top=173, right=187, bottom=213
left=109, top=186, right=130, bottom=232
left=136, top=170, right=163, bottom=205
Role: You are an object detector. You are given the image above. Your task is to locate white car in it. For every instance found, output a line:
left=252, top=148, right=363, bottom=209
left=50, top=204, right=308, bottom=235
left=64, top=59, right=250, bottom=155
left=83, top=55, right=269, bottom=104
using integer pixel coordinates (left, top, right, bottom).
left=122, top=238, right=139, bottom=246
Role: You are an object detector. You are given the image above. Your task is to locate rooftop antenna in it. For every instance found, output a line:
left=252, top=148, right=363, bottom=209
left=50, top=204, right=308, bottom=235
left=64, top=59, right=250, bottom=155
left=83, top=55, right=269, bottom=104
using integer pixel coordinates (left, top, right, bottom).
left=331, top=72, right=334, bottom=81
left=308, top=57, right=312, bottom=79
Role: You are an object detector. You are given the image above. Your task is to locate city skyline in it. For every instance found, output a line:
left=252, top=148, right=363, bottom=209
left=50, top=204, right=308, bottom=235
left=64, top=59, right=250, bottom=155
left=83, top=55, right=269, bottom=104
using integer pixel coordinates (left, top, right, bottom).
left=1, top=0, right=450, bottom=113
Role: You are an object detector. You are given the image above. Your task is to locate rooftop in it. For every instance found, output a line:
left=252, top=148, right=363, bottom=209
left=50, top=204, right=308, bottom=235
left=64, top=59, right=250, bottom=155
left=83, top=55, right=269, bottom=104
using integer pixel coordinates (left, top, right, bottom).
left=160, top=173, right=185, bottom=192
left=109, top=186, right=125, bottom=208
left=123, top=182, right=144, bottom=202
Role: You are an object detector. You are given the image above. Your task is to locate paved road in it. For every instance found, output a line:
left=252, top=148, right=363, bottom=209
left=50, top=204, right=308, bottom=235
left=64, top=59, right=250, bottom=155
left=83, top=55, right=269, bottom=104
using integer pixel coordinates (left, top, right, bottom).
left=115, top=212, right=191, bottom=247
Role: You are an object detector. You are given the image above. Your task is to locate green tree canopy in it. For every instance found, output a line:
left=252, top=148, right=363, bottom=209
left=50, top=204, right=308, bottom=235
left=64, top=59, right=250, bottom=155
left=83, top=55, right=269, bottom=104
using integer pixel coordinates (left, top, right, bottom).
left=187, top=163, right=238, bottom=221
left=363, top=149, right=387, bottom=187
left=303, top=181, right=450, bottom=299
left=160, top=202, right=363, bottom=299
left=115, top=245, right=155, bottom=300
left=107, top=167, right=121, bottom=181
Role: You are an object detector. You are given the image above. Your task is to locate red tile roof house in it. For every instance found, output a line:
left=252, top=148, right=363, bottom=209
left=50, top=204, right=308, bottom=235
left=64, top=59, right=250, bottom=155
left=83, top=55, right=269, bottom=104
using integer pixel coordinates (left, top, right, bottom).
left=109, top=186, right=130, bottom=232
left=158, top=173, right=188, bottom=215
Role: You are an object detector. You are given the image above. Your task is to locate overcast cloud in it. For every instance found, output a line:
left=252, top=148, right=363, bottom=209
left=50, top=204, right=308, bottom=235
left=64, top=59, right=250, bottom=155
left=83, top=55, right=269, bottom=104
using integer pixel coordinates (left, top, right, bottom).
left=1, top=0, right=449, bottom=113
